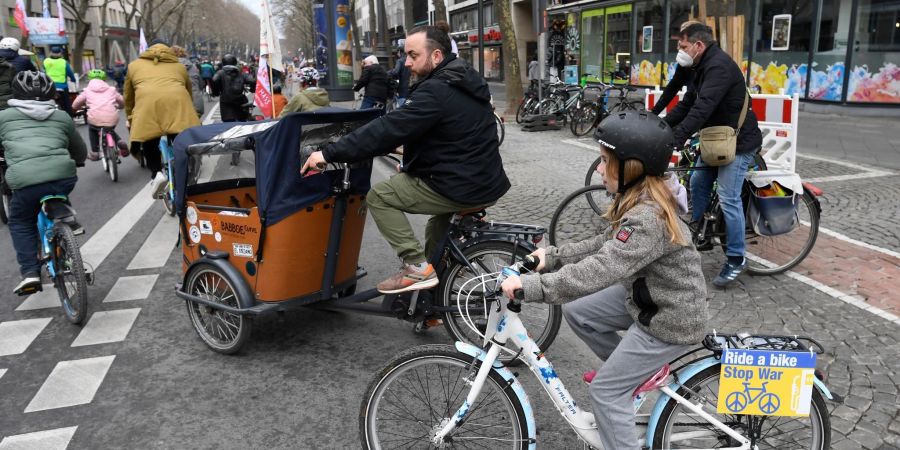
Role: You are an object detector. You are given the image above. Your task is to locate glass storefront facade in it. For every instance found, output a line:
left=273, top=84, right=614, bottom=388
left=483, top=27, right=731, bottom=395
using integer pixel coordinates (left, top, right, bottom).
left=546, top=0, right=900, bottom=104
left=450, top=3, right=504, bottom=81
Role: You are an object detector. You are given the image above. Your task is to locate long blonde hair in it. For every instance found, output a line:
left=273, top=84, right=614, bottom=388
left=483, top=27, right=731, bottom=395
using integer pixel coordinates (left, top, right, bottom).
left=602, top=148, right=688, bottom=246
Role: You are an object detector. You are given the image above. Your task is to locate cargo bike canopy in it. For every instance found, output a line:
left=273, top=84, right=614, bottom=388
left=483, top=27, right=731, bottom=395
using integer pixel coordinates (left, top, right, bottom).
left=172, top=108, right=382, bottom=226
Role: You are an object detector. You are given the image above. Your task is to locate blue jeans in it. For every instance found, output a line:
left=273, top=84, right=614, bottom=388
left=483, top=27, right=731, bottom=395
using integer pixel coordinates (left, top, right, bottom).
left=8, top=177, right=78, bottom=276
left=396, top=97, right=406, bottom=107
left=360, top=96, right=385, bottom=110
left=690, top=152, right=755, bottom=257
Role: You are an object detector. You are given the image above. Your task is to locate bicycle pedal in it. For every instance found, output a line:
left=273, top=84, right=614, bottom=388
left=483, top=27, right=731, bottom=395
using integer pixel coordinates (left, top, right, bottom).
left=15, top=285, right=42, bottom=296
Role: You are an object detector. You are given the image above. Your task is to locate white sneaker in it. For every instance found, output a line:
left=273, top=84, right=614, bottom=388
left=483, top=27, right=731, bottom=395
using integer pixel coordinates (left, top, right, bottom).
left=151, top=172, right=168, bottom=199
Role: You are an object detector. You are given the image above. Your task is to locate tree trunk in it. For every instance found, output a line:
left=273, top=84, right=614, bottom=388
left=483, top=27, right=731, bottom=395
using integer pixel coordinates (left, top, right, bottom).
left=72, top=21, right=91, bottom=73
left=403, top=0, right=414, bottom=34
left=349, top=0, right=363, bottom=60
left=497, top=0, right=522, bottom=116
left=431, top=0, right=446, bottom=23
left=367, top=0, right=377, bottom=49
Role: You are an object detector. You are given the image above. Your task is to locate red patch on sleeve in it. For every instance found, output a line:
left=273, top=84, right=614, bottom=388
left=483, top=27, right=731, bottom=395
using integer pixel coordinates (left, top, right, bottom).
left=616, top=226, right=634, bottom=243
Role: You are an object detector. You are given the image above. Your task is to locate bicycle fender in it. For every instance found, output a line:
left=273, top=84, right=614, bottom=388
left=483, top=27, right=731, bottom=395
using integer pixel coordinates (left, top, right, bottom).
left=182, top=256, right=256, bottom=310
left=454, top=341, right=537, bottom=450
left=644, top=356, right=834, bottom=447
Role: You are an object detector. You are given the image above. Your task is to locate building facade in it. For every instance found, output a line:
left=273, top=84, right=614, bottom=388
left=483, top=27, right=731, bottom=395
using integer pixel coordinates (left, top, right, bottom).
left=544, top=0, right=900, bottom=105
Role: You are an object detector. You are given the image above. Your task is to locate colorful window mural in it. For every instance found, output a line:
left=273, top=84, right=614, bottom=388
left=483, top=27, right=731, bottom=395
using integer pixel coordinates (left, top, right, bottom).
left=631, top=0, right=665, bottom=86
left=847, top=0, right=900, bottom=103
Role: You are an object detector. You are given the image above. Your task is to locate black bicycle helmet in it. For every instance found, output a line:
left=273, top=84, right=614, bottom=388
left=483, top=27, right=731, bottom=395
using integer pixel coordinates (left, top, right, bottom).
left=592, top=110, right=674, bottom=193
left=12, top=71, right=56, bottom=101
left=222, top=54, right=238, bottom=66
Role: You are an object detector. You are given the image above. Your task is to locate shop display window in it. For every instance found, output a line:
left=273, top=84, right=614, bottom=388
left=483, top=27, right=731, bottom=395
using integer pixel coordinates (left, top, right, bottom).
left=632, top=0, right=666, bottom=86
left=847, top=0, right=900, bottom=103
left=809, top=0, right=849, bottom=101
left=750, top=0, right=814, bottom=96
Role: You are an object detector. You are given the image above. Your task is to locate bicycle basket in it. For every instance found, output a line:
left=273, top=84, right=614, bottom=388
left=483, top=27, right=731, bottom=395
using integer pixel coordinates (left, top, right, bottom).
left=748, top=183, right=799, bottom=236
left=582, top=86, right=603, bottom=103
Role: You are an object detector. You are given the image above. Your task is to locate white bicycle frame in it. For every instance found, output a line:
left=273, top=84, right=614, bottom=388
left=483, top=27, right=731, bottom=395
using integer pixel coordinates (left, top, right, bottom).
left=433, top=277, right=753, bottom=449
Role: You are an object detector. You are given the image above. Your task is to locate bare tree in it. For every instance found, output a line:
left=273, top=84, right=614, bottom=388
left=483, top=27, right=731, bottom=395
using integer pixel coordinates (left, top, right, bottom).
left=60, top=0, right=113, bottom=71
left=431, top=0, right=446, bottom=23
left=403, top=0, right=414, bottom=34
left=496, top=0, right=522, bottom=115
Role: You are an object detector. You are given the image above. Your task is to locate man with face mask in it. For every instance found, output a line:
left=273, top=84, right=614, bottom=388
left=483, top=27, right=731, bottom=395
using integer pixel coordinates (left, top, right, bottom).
left=651, top=20, right=702, bottom=115
left=663, top=23, right=762, bottom=287
left=302, top=25, right=509, bottom=294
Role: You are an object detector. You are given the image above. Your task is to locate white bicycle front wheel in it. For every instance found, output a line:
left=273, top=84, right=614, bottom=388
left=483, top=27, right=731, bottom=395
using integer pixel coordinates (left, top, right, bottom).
left=360, top=344, right=529, bottom=449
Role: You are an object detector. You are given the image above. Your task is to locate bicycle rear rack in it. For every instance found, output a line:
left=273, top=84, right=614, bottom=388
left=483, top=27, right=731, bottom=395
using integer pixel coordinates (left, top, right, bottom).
left=702, top=332, right=826, bottom=355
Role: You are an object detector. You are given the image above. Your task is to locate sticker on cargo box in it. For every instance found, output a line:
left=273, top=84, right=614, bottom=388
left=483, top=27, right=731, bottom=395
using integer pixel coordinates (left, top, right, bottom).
left=189, top=226, right=201, bottom=243
left=186, top=206, right=198, bottom=224
left=199, top=220, right=213, bottom=235
left=233, top=243, right=254, bottom=258
left=219, top=210, right=249, bottom=217
left=214, top=232, right=222, bottom=242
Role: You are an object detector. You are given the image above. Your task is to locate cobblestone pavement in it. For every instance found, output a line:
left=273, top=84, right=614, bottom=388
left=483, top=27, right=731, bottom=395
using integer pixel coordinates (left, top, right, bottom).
left=491, top=123, right=900, bottom=449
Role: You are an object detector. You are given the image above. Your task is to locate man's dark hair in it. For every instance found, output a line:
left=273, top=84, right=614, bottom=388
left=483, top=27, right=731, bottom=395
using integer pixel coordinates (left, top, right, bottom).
left=680, top=24, right=715, bottom=46
left=273, top=84, right=282, bottom=94
left=408, top=25, right=452, bottom=56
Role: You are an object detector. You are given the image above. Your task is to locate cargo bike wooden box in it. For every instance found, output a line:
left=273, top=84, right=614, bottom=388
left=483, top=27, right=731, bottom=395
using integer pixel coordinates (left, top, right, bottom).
left=171, top=110, right=559, bottom=355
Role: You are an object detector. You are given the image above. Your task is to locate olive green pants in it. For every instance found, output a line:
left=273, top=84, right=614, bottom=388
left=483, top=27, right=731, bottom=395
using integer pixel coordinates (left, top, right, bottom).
left=367, top=173, right=484, bottom=265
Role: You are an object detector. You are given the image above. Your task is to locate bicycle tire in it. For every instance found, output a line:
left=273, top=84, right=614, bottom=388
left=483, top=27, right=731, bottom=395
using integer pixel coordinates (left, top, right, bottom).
left=437, top=241, right=562, bottom=366
left=106, top=140, right=119, bottom=182
left=360, top=344, right=529, bottom=450
left=582, top=157, right=612, bottom=215
left=570, top=103, right=596, bottom=137
left=53, top=222, right=89, bottom=324
left=0, top=171, right=10, bottom=225
left=744, top=191, right=820, bottom=275
left=550, top=185, right=613, bottom=247
left=653, top=364, right=830, bottom=449
left=515, top=98, right=529, bottom=123
left=184, top=263, right=252, bottom=354
left=495, top=113, right=505, bottom=146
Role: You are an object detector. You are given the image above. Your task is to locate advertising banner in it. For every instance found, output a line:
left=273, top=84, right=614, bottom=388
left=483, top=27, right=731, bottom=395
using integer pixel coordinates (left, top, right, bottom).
left=312, top=2, right=329, bottom=83
left=334, top=0, right=353, bottom=87
left=25, top=18, right=67, bottom=45
left=717, top=348, right=816, bottom=417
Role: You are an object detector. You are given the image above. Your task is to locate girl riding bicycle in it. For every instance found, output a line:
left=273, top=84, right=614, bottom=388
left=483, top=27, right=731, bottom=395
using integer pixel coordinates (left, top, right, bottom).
left=501, top=111, right=708, bottom=450
left=72, top=69, right=129, bottom=161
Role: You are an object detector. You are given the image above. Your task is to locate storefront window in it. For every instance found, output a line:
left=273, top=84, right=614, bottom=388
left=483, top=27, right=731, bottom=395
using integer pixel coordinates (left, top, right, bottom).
left=750, top=0, right=814, bottom=96
left=581, top=5, right=631, bottom=84
left=668, top=0, right=751, bottom=84
left=632, top=0, right=666, bottom=86
left=809, top=0, right=849, bottom=101
left=848, top=0, right=900, bottom=103
left=582, top=9, right=606, bottom=82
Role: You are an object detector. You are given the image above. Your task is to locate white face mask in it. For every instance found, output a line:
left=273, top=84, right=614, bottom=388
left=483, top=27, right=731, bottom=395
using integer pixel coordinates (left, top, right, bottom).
left=676, top=50, right=694, bottom=67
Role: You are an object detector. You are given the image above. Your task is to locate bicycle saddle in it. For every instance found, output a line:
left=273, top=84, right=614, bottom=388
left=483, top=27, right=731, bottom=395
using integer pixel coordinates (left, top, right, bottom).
left=40, top=196, right=76, bottom=220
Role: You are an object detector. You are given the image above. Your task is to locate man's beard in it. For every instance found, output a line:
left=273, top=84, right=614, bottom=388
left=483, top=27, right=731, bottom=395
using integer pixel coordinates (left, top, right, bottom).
left=410, top=58, right=435, bottom=84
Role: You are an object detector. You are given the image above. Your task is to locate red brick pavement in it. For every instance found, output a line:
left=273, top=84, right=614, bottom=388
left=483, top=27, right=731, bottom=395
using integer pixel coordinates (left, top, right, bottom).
left=786, top=230, right=900, bottom=316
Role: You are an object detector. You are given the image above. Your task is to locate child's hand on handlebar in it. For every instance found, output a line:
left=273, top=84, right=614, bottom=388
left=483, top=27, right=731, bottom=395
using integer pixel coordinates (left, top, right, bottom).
left=529, top=248, right=547, bottom=272
left=301, top=150, right=328, bottom=176
left=500, top=276, right=523, bottom=301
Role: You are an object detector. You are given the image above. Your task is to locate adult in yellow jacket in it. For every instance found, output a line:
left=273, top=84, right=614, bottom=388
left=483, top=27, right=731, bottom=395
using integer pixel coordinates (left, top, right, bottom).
left=124, top=41, right=200, bottom=196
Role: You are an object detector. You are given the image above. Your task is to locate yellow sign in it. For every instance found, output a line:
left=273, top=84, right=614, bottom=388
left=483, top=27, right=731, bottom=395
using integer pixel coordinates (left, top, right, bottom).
left=717, top=349, right=816, bottom=417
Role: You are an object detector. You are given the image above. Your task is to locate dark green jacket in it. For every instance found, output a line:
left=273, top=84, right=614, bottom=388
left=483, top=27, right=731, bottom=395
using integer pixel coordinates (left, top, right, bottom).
left=0, top=100, right=87, bottom=190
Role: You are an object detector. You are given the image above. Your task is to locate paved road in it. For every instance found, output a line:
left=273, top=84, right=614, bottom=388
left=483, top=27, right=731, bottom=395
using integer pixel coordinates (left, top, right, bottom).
left=1, top=97, right=899, bottom=449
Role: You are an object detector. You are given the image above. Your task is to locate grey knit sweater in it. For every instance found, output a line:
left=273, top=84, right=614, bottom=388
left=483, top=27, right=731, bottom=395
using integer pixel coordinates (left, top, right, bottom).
left=521, top=202, right=708, bottom=345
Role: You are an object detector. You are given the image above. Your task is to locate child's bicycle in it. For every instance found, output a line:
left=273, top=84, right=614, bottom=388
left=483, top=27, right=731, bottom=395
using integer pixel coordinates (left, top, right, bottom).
left=96, top=126, right=122, bottom=182
left=18, top=194, right=93, bottom=324
left=360, top=259, right=834, bottom=449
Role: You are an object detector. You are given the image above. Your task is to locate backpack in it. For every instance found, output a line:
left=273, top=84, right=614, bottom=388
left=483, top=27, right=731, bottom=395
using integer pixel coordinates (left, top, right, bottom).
left=220, top=70, right=247, bottom=104
left=0, top=57, right=14, bottom=110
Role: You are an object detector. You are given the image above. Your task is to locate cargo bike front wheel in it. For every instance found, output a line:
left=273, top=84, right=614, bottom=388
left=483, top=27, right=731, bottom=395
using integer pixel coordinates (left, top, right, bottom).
left=184, top=263, right=253, bottom=354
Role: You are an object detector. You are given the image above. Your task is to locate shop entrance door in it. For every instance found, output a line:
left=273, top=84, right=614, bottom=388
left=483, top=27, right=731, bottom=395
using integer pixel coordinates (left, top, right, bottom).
left=581, top=4, right=632, bottom=84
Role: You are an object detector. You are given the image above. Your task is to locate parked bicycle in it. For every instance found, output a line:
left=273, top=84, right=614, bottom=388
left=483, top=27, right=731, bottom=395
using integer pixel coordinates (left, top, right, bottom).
left=556, top=139, right=822, bottom=275
left=360, top=260, right=833, bottom=448
left=570, top=83, right=644, bottom=137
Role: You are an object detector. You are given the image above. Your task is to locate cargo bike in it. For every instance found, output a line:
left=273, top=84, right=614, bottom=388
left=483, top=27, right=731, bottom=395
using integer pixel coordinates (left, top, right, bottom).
left=170, top=109, right=561, bottom=355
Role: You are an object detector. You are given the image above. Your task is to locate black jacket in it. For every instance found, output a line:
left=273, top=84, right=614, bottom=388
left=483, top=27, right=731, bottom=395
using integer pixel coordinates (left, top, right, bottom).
left=324, top=55, right=510, bottom=206
left=388, top=56, right=410, bottom=98
left=354, top=64, right=389, bottom=101
left=0, top=49, right=37, bottom=73
left=652, top=65, right=693, bottom=115
left=664, top=44, right=762, bottom=154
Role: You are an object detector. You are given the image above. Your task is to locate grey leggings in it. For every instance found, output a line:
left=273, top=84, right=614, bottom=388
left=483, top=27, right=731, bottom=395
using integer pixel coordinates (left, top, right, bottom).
left=562, top=285, right=690, bottom=450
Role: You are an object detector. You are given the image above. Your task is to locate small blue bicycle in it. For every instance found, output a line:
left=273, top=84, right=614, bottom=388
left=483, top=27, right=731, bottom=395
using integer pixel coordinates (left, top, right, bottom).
left=31, top=194, right=92, bottom=324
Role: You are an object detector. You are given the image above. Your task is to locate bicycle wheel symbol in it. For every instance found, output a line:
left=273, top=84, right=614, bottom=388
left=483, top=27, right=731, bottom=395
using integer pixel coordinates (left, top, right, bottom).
left=758, top=393, right=780, bottom=414
left=725, top=392, right=749, bottom=412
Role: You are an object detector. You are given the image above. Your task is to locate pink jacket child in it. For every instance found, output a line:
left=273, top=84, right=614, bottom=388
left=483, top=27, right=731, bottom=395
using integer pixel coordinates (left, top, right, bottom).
left=72, top=78, right=130, bottom=160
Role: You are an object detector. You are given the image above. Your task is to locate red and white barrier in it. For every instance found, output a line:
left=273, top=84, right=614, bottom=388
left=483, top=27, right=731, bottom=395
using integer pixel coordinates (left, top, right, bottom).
left=645, top=88, right=801, bottom=190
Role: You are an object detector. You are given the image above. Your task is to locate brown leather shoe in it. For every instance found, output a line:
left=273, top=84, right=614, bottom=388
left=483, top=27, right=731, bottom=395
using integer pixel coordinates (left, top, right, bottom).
left=377, top=264, right=438, bottom=294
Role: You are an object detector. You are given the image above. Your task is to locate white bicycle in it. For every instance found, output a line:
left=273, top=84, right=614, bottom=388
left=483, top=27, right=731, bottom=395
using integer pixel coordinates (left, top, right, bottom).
left=360, top=259, right=834, bottom=449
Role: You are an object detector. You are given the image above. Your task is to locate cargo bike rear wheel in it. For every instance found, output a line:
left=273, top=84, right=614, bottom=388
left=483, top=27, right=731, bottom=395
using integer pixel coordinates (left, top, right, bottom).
left=184, top=263, right=253, bottom=354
